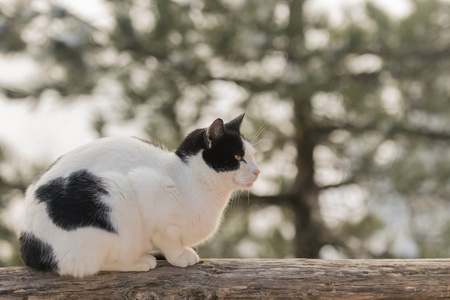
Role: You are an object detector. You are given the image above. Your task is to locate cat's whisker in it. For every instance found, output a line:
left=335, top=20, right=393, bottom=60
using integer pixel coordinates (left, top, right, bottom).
left=252, top=122, right=268, bottom=142
left=229, top=190, right=240, bottom=212
left=250, top=122, right=269, bottom=146
left=235, top=190, right=244, bottom=209
left=251, top=139, right=265, bottom=151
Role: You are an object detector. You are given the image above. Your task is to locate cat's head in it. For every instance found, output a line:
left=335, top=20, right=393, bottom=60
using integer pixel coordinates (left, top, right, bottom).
left=176, top=114, right=260, bottom=189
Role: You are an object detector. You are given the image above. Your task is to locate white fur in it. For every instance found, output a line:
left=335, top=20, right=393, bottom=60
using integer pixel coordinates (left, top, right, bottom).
left=21, top=136, right=259, bottom=277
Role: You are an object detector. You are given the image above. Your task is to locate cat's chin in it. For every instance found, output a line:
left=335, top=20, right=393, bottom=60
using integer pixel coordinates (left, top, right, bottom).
left=232, top=179, right=255, bottom=190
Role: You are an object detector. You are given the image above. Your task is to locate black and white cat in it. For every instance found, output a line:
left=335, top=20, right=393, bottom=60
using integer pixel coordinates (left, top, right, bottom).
left=19, top=114, right=260, bottom=278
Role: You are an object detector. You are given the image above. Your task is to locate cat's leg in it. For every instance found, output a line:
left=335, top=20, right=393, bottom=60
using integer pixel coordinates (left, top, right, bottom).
left=58, top=253, right=103, bottom=278
left=167, top=247, right=199, bottom=268
left=100, top=253, right=157, bottom=272
left=98, top=171, right=157, bottom=273
left=152, top=225, right=200, bottom=268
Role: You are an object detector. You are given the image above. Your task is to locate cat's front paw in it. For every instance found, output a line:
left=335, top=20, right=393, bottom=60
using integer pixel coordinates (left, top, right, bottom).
left=138, top=254, right=157, bottom=271
left=168, top=248, right=200, bottom=268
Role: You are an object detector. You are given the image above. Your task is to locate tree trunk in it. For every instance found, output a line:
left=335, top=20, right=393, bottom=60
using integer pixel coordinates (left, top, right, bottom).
left=290, top=89, right=332, bottom=259
left=1, top=259, right=448, bottom=299
left=284, top=0, right=329, bottom=258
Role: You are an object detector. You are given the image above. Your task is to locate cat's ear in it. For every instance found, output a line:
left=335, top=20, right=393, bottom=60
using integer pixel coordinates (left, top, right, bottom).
left=206, top=118, right=225, bottom=149
left=225, top=113, right=245, bottom=133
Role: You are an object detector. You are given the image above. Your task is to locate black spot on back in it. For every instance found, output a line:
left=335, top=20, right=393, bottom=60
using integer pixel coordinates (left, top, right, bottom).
left=35, top=170, right=116, bottom=233
left=19, top=232, right=58, bottom=270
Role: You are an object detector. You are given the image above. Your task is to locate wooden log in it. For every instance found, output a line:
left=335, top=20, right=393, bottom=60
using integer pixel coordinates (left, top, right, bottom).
left=0, top=259, right=449, bottom=299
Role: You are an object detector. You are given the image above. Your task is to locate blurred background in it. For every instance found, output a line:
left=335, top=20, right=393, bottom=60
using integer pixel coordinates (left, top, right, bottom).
left=0, top=0, right=450, bottom=266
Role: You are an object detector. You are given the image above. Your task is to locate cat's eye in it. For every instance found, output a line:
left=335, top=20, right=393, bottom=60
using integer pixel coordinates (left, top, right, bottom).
left=235, top=155, right=246, bottom=163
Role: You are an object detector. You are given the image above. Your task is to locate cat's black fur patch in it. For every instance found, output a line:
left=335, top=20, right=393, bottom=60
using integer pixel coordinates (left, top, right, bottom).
left=19, top=232, right=58, bottom=270
left=35, top=170, right=116, bottom=233
left=202, top=131, right=245, bottom=172
left=175, top=115, right=246, bottom=172
left=175, top=128, right=207, bottom=163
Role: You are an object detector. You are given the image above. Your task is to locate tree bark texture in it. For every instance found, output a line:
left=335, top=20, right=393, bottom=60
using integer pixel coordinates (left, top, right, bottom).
left=0, top=259, right=448, bottom=299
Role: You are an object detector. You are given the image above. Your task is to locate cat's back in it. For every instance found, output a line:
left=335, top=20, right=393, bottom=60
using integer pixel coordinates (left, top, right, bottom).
left=34, top=136, right=169, bottom=184
left=21, top=136, right=172, bottom=238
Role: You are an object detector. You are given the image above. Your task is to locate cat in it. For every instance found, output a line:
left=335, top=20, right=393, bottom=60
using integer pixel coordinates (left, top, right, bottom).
left=19, top=113, right=260, bottom=278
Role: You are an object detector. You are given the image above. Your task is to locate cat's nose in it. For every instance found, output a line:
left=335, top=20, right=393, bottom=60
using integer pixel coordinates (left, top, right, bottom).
left=253, top=169, right=260, bottom=177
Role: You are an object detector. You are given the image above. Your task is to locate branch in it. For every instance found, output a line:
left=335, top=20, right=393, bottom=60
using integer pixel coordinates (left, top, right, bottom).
left=363, top=47, right=450, bottom=61
left=314, top=122, right=450, bottom=141
left=1, top=259, right=448, bottom=299
left=242, top=194, right=292, bottom=206
left=395, top=125, right=450, bottom=141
